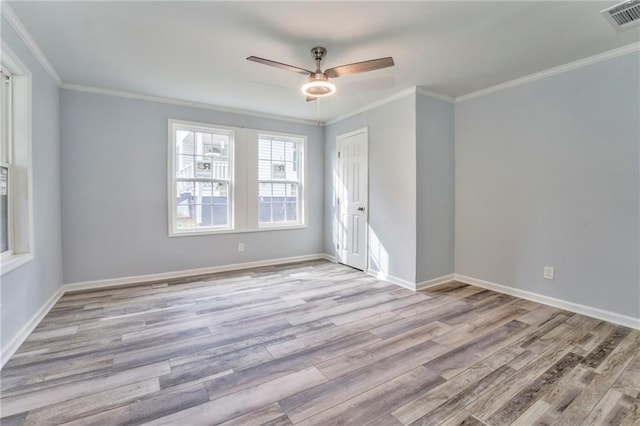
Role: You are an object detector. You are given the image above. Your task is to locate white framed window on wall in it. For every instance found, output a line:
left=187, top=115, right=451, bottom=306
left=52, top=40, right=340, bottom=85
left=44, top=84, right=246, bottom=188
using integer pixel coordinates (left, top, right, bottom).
left=1, top=43, right=34, bottom=275
left=168, top=119, right=307, bottom=236
left=169, top=121, right=234, bottom=235
left=1, top=69, right=12, bottom=258
left=258, top=134, right=304, bottom=227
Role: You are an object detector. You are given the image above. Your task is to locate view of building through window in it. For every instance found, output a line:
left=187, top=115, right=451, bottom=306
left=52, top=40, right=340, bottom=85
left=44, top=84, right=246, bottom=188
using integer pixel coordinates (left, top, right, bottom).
left=175, top=129, right=232, bottom=230
left=169, top=121, right=305, bottom=235
left=258, top=136, right=302, bottom=225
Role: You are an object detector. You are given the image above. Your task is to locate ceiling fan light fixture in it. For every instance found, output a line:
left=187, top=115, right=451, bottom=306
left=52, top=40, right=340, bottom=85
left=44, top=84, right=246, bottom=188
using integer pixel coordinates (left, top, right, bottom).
left=301, top=78, right=336, bottom=97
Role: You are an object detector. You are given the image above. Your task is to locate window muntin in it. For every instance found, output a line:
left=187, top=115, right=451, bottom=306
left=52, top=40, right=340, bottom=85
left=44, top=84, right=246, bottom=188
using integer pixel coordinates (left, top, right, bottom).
left=258, top=135, right=303, bottom=226
left=171, top=124, right=233, bottom=234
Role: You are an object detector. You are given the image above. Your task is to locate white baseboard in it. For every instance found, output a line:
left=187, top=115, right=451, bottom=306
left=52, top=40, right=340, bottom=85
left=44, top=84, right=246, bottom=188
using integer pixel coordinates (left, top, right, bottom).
left=1, top=286, right=65, bottom=369
left=454, top=274, right=640, bottom=330
left=322, top=254, right=337, bottom=263
left=367, top=269, right=417, bottom=291
left=416, top=274, right=456, bottom=291
left=367, top=271, right=455, bottom=292
left=64, top=253, right=329, bottom=292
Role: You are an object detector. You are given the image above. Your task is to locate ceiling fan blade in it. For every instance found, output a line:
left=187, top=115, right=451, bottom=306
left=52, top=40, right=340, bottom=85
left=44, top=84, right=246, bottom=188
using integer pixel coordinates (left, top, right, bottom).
left=325, top=57, right=394, bottom=79
left=306, top=96, right=317, bottom=102
left=247, top=56, right=313, bottom=76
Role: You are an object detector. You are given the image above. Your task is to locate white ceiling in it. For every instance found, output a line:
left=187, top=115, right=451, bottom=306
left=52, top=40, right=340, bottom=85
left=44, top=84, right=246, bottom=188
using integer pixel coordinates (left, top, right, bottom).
left=7, top=1, right=640, bottom=122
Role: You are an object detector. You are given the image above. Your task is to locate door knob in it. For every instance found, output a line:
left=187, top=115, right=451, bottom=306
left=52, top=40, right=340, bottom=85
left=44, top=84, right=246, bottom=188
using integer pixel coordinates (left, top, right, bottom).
left=357, top=206, right=365, bottom=212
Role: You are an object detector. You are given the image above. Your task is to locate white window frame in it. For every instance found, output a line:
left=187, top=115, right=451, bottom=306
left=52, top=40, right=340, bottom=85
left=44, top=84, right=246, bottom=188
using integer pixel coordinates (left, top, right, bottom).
left=168, top=120, right=235, bottom=237
left=257, top=133, right=305, bottom=229
left=1, top=42, right=34, bottom=275
left=168, top=120, right=307, bottom=237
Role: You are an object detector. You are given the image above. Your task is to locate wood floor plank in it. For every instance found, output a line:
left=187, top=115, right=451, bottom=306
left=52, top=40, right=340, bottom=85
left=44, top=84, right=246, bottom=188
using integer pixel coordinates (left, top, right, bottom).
left=217, top=403, right=288, bottom=426
left=1, top=260, right=636, bottom=426
left=392, top=346, right=521, bottom=425
left=297, top=366, right=444, bottom=425
left=61, top=383, right=210, bottom=426
left=554, top=329, right=640, bottom=425
left=316, top=321, right=451, bottom=380
left=1, top=361, right=170, bottom=417
left=280, top=340, right=448, bottom=423
left=22, top=378, right=160, bottom=425
left=143, top=366, right=327, bottom=425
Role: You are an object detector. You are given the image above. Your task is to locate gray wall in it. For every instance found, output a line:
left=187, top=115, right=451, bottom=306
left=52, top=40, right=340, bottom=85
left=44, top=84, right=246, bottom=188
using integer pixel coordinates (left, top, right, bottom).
left=416, top=94, right=455, bottom=282
left=324, top=95, right=417, bottom=283
left=455, top=52, right=640, bottom=318
left=61, top=90, right=324, bottom=283
left=1, top=17, right=63, bottom=352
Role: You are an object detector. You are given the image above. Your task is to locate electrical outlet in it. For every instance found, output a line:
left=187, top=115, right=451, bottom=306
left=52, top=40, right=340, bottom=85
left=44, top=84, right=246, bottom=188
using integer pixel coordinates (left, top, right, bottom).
left=544, top=266, right=555, bottom=280
left=237, top=243, right=245, bottom=253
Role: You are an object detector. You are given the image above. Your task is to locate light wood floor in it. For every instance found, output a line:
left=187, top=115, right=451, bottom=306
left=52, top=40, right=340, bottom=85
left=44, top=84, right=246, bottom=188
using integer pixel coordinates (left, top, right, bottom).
left=1, top=260, right=639, bottom=425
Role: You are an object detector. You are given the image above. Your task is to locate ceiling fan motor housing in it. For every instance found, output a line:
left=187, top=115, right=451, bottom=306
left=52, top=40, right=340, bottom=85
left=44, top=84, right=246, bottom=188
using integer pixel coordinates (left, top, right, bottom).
left=304, top=72, right=334, bottom=96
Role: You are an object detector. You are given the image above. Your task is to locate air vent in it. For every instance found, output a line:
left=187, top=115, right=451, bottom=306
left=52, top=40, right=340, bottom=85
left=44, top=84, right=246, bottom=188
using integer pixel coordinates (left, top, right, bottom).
left=602, top=0, right=640, bottom=31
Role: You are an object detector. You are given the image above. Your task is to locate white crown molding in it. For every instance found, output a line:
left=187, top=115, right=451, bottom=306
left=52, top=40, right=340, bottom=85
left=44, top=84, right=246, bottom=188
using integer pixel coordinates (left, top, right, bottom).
left=416, top=87, right=455, bottom=104
left=456, top=42, right=640, bottom=103
left=1, top=286, right=64, bottom=369
left=0, top=3, right=62, bottom=86
left=325, top=86, right=454, bottom=126
left=61, top=83, right=320, bottom=126
left=325, top=87, right=417, bottom=126
left=454, top=274, right=640, bottom=330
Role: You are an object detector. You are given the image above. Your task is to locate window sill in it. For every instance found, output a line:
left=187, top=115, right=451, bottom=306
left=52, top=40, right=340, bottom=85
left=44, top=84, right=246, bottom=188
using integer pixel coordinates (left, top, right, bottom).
left=1, top=253, right=34, bottom=276
left=258, top=224, right=307, bottom=231
left=169, top=224, right=307, bottom=238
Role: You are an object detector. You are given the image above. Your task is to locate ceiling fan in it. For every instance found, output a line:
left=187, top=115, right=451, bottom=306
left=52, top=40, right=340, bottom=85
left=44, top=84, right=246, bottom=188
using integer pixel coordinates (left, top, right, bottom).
left=247, top=47, right=394, bottom=101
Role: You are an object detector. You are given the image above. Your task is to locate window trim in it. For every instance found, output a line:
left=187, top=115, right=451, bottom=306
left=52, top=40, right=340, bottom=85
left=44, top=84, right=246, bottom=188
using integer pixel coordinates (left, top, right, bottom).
left=167, top=120, right=308, bottom=237
left=1, top=42, right=34, bottom=276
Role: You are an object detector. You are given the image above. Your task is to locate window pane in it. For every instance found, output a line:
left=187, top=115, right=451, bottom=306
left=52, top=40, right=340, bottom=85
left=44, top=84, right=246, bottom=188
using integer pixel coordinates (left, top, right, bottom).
left=1, top=166, right=8, bottom=253
left=211, top=157, right=229, bottom=180
left=177, top=180, right=194, bottom=199
left=259, top=183, right=298, bottom=224
left=176, top=131, right=194, bottom=157
left=175, top=181, right=229, bottom=229
left=258, top=137, right=300, bottom=182
left=259, top=183, right=271, bottom=223
left=272, top=140, right=285, bottom=162
left=286, top=202, right=297, bottom=222
left=286, top=183, right=298, bottom=222
left=272, top=190, right=285, bottom=222
left=286, top=161, right=298, bottom=181
left=196, top=182, right=213, bottom=205
left=258, top=159, right=271, bottom=180
left=258, top=135, right=302, bottom=226
left=173, top=124, right=233, bottom=234
left=177, top=154, right=194, bottom=179
left=285, top=142, right=294, bottom=163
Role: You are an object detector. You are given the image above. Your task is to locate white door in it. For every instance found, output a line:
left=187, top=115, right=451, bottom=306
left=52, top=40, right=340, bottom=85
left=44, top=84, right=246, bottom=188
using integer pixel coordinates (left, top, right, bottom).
left=336, top=128, right=368, bottom=271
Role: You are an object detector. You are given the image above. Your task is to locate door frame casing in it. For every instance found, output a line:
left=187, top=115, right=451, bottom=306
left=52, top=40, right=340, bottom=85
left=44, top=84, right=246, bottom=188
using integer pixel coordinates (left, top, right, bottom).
left=334, top=127, right=369, bottom=270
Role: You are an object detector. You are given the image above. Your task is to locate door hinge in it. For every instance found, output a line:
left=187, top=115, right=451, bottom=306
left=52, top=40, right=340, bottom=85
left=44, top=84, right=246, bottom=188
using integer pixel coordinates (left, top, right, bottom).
left=337, top=243, right=340, bottom=250
left=338, top=151, right=341, bottom=158
left=336, top=197, right=340, bottom=205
